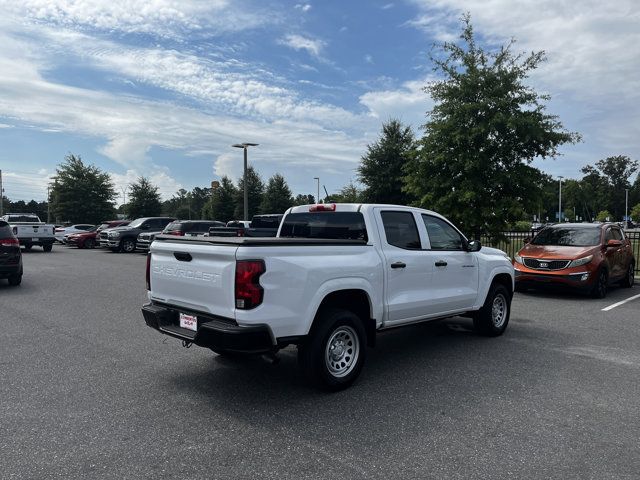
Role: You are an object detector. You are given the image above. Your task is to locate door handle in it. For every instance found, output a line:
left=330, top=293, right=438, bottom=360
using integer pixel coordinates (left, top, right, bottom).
left=174, top=252, right=192, bottom=262
left=435, top=260, right=448, bottom=267
left=390, top=262, right=406, bottom=269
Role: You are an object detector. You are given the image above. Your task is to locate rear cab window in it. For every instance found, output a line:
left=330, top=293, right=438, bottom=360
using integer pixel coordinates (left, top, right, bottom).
left=280, top=212, right=368, bottom=240
left=380, top=211, right=421, bottom=249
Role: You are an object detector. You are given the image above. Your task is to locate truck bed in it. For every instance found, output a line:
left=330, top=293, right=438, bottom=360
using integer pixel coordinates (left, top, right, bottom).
left=153, top=235, right=368, bottom=247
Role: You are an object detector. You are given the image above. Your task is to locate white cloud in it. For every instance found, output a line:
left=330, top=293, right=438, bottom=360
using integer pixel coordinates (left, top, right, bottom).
left=364, top=54, right=374, bottom=64
left=359, top=78, right=432, bottom=128
left=110, top=168, right=183, bottom=202
left=213, top=153, right=243, bottom=180
left=381, top=3, right=395, bottom=10
left=279, top=34, right=326, bottom=58
left=295, top=4, right=312, bottom=12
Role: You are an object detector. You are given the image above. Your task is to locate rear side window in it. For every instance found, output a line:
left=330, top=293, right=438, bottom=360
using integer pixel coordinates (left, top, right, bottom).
left=380, top=211, right=421, bottom=249
left=0, top=221, right=13, bottom=238
left=280, top=212, right=368, bottom=240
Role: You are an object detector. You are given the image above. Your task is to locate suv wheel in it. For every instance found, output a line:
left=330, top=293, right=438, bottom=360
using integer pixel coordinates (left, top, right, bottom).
left=591, top=269, right=608, bottom=298
left=8, top=273, right=22, bottom=286
left=620, top=263, right=635, bottom=288
left=121, top=238, right=136, bottom=253
left=298, top=308, right=366, bottom=391
left=473, top=283, right=511, bottom=336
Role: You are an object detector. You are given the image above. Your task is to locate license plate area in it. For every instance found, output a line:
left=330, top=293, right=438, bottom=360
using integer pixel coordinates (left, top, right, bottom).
left=179, top=312, right=198, bottom=332
left=31, top=237, right=39, bottom=242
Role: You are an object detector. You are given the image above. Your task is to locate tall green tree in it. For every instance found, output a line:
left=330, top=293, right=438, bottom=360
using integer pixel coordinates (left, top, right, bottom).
left=358, top=119, right=415, bottom=204
left=329, top=182, right=364, bottom=203
left=127, top=177, right=162, bottom=219
left=260, top=174, right=294, bottom=214
left=233, top=166, right=264, bottom=220
left=49, top=154, right=116, bottom=224
left=581, top=155, right=638, bottom=220
left=202, top=176, right=237, bottom=222
left=293, top=194, right=316, bottom=206
left=404, top=15, right=580, bottom=238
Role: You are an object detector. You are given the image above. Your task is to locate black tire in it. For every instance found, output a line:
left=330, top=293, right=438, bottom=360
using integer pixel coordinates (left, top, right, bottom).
left=23, top=244, right=32, bottom=251
left=121, top=238, right=136, bottom=253
left=298, top=308, right=367, bottom=391
left=591, top=268, right=608, bottom=298
left=8, top=274, right=22, bottom=286
left=620, top=262, right=635, bottom=288
left=84, top=238, right=95, bottom=249
left=43, top=244, right=53, bottom=252
left=473, top=283, right=511, bottom=336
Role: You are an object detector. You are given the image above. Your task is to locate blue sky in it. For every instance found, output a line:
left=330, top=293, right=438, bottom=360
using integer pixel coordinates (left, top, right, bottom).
left=0, top=0, right=638, bottom=204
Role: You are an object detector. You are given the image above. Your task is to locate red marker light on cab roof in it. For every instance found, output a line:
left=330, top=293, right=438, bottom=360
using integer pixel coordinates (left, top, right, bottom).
left=309, top=203, right=336, bottom=212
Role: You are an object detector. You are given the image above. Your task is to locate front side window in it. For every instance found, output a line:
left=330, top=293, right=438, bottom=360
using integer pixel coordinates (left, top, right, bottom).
left=380, top=211, right=421, bottom=249
left=422, top=215, right=464, bottom=250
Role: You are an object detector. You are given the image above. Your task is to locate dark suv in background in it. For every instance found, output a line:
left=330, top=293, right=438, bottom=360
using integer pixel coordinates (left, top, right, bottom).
left=136, top=220, right=225, bottom=251
left=0, top=220, right=23, bottom=286
left=100, top=217, right=175, bottom=253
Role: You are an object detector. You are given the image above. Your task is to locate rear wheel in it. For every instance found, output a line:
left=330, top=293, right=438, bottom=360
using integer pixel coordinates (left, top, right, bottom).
left=298, top=308, right=366, bottom=391
left=121, top=238, right=136, bottom=253
left=473, top=283, right=511, bottom=336
left=43, top=244, right=53, bottom=252
left=591, top=269, right=608, bottom=298
left=84, top=238, right=95, bottom=249
left=620, top=263, right=635, bottom=288
left=8, top=273, right=22, bottom=286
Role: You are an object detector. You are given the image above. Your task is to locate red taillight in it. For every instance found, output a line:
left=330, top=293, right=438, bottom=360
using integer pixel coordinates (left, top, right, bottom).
left=0, top=238, right=19, bottom=246
left=309, top=203, right=336, bottom=212
left=235, top=260, right=265, bottom=309
left=236, top=228, right=245, bottom=237
left=145, top=253, right=151, bottom=291
left=166, top=230, right=184, bottom=236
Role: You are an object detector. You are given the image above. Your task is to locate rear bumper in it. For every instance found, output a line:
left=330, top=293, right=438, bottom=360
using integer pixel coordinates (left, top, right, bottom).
left=17, top=237, right=55, bottom=246
left=141, top=303, right=275, bottom=353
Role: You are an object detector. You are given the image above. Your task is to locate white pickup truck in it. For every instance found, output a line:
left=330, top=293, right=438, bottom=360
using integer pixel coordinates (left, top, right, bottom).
left=1, top=213, right=55, bottom=252
left=142, top=204, right=514, bottom=390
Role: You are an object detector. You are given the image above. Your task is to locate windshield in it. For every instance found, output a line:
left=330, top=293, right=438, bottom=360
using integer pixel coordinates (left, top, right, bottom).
left=532, top=226, right=601, bottom=246
left=128, top=218, right=145, bottom=228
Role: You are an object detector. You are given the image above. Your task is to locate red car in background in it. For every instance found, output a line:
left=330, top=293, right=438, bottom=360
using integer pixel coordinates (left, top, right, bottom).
left=67, top=220, right=129, bottom=249
left=513, top=223, right=635, bottom=298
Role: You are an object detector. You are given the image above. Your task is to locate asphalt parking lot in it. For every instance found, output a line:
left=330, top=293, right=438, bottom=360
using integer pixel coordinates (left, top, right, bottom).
left=2, top=247, right=639, bottom=479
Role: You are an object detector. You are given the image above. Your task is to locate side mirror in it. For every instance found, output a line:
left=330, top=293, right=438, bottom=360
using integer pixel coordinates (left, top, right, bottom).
left=606, top=239, right=622, bottom=248
left=467, top=240, right=482, bottom=252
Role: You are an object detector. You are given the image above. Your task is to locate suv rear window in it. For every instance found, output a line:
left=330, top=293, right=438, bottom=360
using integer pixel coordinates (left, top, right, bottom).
left=251, top=215, right=283, bottom=229
left=280, top=212, right=368, bottom=240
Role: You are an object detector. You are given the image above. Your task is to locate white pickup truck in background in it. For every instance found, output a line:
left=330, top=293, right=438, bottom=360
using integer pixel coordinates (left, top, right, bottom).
left=142, top=203, right=515, bottom=390
left=1, top=213, right=55, bottom=252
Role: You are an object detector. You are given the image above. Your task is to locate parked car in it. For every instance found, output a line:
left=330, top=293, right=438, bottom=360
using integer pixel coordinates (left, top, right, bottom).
left=92, top=220, right=130, bottom=248
left=55, top=224, right=94, bottom=243
left=164, top=220, right=226, bottom=237
left=513, top=223, right=635, bottom=298
left=1, top=213, right=55, bottom=252
left=0, top=220, right=23, bottom=285
left=142, top=203, right=514, bottom=390
left=226, top=220, right=250, bottom=229
left=207, top=214, right=283, bottom=237
left=66, top=226, right=99, bottom=249
left=100, top=217, right=175, bottom=252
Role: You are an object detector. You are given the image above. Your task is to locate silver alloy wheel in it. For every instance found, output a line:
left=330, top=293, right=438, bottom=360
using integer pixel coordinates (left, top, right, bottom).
left=122, top=239, right=135, bottom=252
left=491, top=293, right=508, bottom=328
left=325, top=326, right=360, bottom=378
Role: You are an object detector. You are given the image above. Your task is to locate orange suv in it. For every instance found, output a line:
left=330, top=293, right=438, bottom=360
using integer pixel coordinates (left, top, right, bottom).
left=513, top=223, right=635, bottom=298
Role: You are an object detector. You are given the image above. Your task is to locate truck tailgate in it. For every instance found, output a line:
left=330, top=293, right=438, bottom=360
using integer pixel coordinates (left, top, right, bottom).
left=149, top=240, right=238, bottom=319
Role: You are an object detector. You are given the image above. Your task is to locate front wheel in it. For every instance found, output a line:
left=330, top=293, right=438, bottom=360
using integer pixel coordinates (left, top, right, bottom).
left=591, top=269, right=608, bottom=298
left=298, top=308, right=366, bottom=391
left=121, top=238, right=136, bottom=253
left=473, top=283, right=511, bottom=336
left=84, top=238, right=95, bottom=249
left=620, top=263, right=635, bottom=288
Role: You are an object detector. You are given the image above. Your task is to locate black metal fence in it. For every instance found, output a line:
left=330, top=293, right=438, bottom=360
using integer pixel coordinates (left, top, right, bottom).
left=480, top=230, right=640, bottom=275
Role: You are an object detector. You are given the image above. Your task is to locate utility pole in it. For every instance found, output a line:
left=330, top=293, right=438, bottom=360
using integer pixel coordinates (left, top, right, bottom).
left=47, top=185, right=51, bottom=223
left=314, top=177, right=320, bottom=204
left=558, top=176, right=564, bottom=222
left=625, top=188, right=629, bottom=224
left=232, top=143, right=259, bottom=221
left=0, top=169, right=3, bottom=217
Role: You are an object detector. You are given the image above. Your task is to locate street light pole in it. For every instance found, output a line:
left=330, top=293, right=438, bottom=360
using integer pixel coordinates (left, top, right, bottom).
left=313, top=177, right=320, bottom=203
left=558, top=176, right=564, bottom=222
left=625, top=188, right=629, bottom=224
left=232, top=143, right=259, bottom=221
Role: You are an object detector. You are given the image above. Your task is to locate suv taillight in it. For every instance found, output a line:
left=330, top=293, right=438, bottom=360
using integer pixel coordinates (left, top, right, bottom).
left=235, top=260, right=265, bottom=309
left=146, top=253, right=151, bottom=291
left=0, top=238, right=19, bottom=246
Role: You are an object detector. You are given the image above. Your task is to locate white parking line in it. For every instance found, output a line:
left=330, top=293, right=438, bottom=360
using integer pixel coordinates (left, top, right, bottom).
left=602, top=293, right=640, bottom=312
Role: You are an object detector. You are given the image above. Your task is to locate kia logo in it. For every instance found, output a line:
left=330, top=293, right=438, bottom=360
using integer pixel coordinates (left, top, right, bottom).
left=539, top=262, right=548, bottom=268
